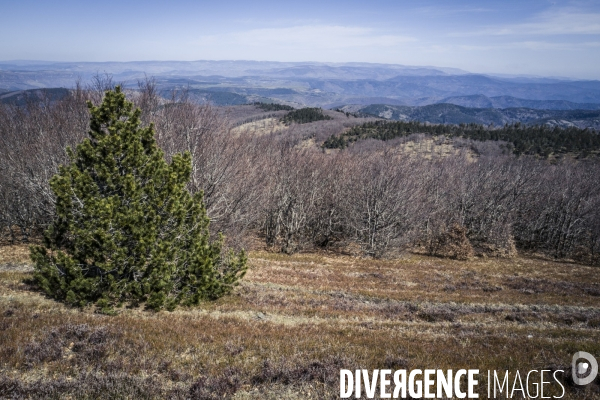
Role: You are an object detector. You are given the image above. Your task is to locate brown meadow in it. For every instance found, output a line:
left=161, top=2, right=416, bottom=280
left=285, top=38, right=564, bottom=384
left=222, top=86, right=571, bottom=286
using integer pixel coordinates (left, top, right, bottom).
left=1, top=245, right=599, bottom=399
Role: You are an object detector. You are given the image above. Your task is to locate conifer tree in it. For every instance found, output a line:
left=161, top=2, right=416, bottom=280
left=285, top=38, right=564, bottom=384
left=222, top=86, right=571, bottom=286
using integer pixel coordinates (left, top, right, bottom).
left=30, top=86, right=246, bottom=312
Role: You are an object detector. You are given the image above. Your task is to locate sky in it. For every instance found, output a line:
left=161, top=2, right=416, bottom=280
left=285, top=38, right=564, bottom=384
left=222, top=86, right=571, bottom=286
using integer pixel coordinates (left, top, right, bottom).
left=1, top=0, right=600, bottom=79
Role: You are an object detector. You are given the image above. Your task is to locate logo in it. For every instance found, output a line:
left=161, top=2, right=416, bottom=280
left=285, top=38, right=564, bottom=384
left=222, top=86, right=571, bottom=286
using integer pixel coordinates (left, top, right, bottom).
left=338, top=353, right=598, bottom=398
left=572, top=351, right=598, bottom=386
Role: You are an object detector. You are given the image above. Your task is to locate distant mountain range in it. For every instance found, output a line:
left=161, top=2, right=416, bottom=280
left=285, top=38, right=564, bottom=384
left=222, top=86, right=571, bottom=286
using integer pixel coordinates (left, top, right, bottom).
left=350, top=104, right=600, bottom=130
left=2, top=60, right=599, bottom=129
left=434, top=95, right=600, bottom=111
left=0, top=87, right=70, bottom=106
left=1, top=60, right=600, bottom=109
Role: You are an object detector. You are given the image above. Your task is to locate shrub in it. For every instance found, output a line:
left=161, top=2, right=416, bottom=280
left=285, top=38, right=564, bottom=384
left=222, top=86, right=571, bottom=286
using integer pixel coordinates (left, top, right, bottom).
left=432, top=224, right=474, bottom=260
left=30, top=87, right=246, bottom=311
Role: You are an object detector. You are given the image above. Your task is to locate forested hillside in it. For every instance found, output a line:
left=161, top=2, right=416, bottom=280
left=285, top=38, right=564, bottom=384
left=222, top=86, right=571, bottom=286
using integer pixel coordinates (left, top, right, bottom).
left=252, top=102, right=295, bottom=112
left=280, top=107, right=333, bottom=125
left=2, top=80, right=600, bottom=265
left=323, top=120, right=600, bottom=158
left=355, top=103, right=600, bottom=130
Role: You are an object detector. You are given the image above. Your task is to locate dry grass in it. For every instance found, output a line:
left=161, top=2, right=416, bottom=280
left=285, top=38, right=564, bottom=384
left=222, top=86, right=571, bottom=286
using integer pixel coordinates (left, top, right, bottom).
left=0, top=245, right=599, bottom=398
left=396, top=137, right=477, bottom=160
left=0, top=244, right=32, bottom=272
left=231, top=118, right=288, bottom=136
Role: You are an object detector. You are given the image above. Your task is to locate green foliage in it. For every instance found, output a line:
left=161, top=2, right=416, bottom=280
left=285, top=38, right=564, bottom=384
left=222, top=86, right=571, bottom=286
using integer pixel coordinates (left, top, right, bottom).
left=252, top=102, right=295, bottom=112
left=281, top=107, right=333, bottom=125
left=332, top=108, right=370, bottom=118
left=30, top=87, right=246, bottom=311
left=322, top=120, right=600, bottom=158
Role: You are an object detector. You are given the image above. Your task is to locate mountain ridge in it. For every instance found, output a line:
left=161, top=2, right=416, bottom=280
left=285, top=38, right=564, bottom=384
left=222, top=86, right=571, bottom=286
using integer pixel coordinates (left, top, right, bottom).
left=1, top=60, right=599, bottom=108
left=352, top=103, right=600, bottom=130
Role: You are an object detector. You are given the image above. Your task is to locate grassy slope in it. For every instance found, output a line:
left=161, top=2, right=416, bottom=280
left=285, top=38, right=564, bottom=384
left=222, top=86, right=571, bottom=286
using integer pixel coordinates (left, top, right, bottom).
left=0, top=246, right=599, bottom=398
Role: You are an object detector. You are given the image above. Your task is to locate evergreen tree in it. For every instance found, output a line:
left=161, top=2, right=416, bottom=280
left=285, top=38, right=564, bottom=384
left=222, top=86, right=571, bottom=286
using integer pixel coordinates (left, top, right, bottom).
left=31, top=87, right=246, bottom=312
left=322, top=119, right=600, bottom=158
left=281, top=107, right=333, bottom=125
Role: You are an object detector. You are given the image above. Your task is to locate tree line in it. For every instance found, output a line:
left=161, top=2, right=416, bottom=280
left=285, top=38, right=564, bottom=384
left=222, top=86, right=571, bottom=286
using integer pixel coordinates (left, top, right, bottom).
left=323, top=120, right=600, bottom=158
left=251, top=102, right=295, bottom=112
left=2, top=79, right=600, bottom=265
left=281, top=107, right=333, bottom=125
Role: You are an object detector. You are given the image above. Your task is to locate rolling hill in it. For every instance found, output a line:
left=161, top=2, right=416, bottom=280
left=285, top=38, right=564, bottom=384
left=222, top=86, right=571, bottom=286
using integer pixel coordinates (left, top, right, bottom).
left=354, top=103, right=600, bottom=130
left=1, top=60, right=600, bottom=109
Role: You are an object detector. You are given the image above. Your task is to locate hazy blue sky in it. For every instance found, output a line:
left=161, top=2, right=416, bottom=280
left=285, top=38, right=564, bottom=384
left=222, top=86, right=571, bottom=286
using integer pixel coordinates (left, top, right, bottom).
left=2, top=0, right=600, bottom=79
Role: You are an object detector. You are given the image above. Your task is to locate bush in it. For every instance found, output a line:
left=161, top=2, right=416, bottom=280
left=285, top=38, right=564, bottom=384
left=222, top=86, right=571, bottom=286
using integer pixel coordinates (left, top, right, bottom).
left=432, top=224, right=474, bottom=260
left=30, top=87, right=246, bottom=311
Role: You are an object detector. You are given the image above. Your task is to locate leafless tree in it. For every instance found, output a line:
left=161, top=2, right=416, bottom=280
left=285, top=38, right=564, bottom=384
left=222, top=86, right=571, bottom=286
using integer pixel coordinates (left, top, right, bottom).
left=3, top=77, right=600, bottom=264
